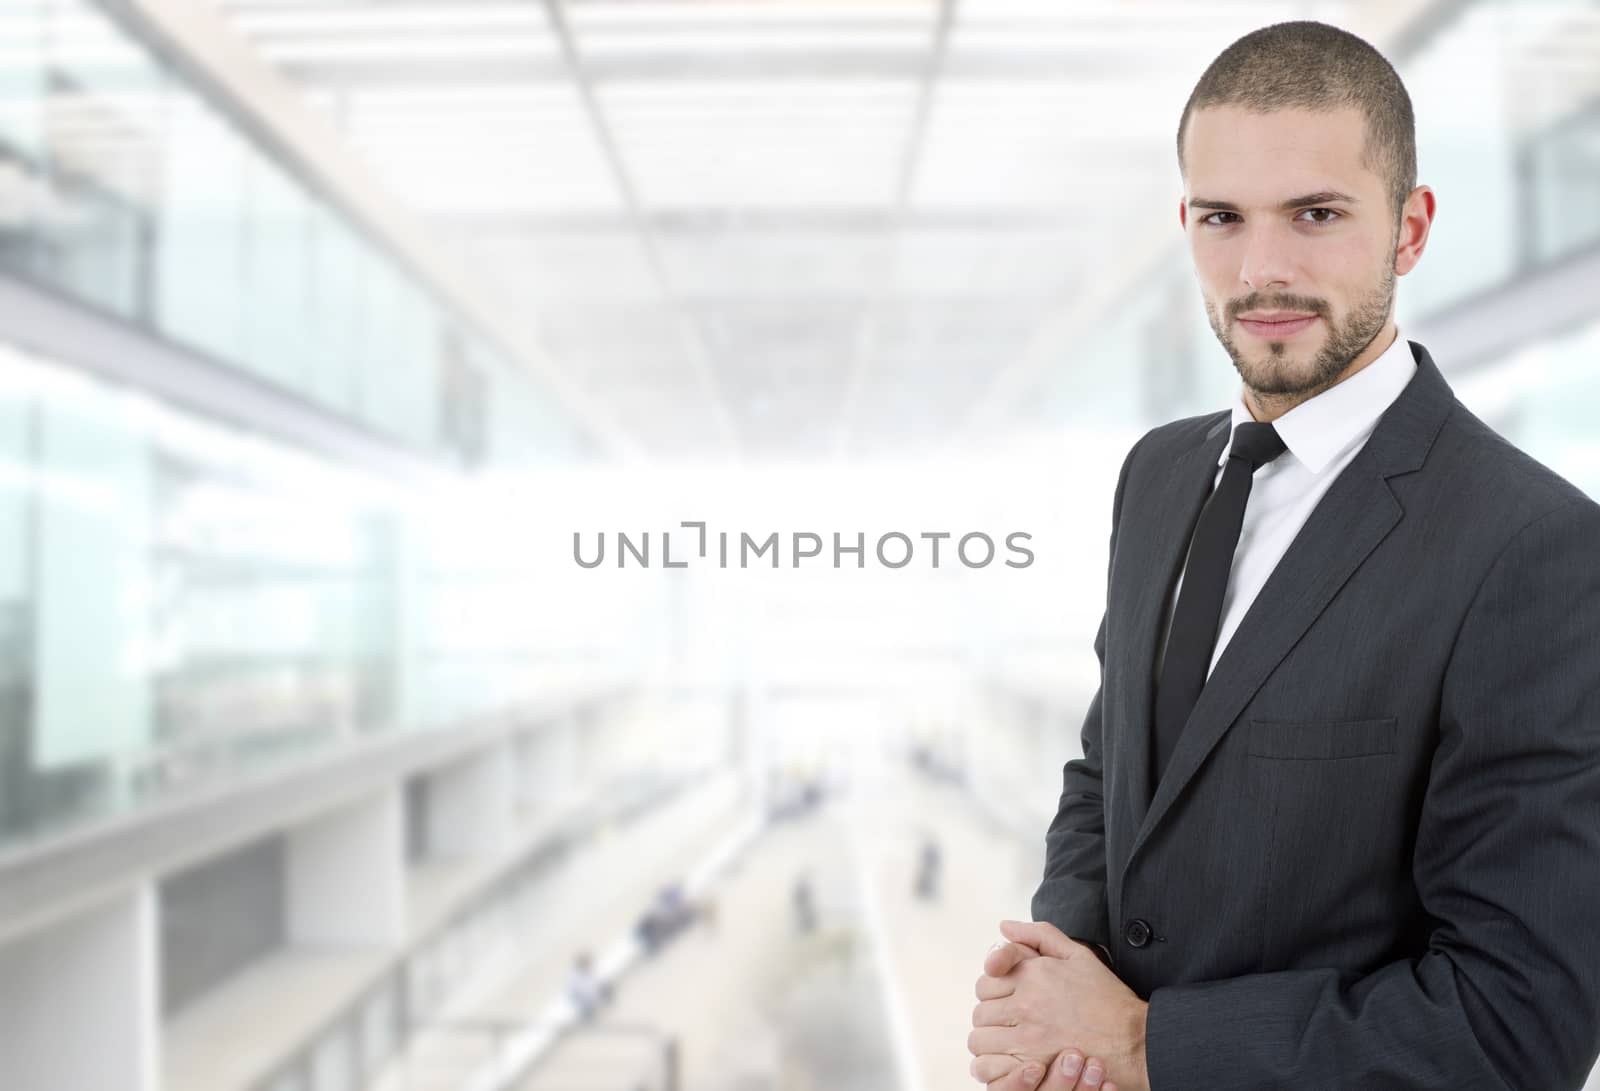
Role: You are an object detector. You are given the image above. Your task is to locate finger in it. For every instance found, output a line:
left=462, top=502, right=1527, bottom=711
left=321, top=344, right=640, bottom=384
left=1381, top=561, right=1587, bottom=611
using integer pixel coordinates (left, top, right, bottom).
left=1033, top=1049, right=1084, bottom=1089
left=986, top=1056, right=1048, bottom=1091
left=975, top=972, right=1019, bottom=1002
left=985, top=939, right=1042, bottom=977
left=999, top=919, right=1080, bottom=960
left=970, top=997, right=1017, bottom=1028
left=967, top=1026, right=1020, bottom=1057
left=970, top=1053, right=1021, bottom=1082
left=1038, top=1051, right=1113, bottom=1091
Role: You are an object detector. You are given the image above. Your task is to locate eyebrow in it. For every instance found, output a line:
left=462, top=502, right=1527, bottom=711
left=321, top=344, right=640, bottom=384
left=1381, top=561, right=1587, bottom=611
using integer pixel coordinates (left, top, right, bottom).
left=1188, top=190, right=1361, bottom=212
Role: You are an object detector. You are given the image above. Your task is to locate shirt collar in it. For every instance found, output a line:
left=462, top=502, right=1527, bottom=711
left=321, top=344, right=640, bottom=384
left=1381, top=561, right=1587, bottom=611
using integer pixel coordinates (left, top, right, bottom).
left=1220, top=327, right=1418, bottom=476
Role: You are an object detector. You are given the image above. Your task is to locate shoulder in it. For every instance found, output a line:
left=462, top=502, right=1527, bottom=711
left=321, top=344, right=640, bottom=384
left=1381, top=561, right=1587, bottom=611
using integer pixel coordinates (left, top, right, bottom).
left=1428, top=399, right=1597, bottom=531
left=1125, top=409, right=1230, bottom=470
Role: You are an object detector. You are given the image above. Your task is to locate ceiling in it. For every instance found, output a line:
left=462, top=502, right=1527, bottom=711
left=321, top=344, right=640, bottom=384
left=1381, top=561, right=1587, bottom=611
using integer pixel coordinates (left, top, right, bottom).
left=210, top=0, right=1414, bottom=462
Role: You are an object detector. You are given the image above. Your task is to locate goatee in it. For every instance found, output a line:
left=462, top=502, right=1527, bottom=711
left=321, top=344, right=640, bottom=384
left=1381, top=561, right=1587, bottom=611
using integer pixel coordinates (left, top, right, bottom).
left=1207, top=261, right=1394, bottom=400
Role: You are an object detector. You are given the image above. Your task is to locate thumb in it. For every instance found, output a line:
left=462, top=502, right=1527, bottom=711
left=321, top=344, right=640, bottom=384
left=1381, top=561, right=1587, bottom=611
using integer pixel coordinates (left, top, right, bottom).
left=1035, top=1052, right=1082, bottom=1091
left=990, top=1057, right=1049, bottom=1091
left=1037, top=1051, right=1118, bottom=1091
left=998, top=919, right=1082, bottom=960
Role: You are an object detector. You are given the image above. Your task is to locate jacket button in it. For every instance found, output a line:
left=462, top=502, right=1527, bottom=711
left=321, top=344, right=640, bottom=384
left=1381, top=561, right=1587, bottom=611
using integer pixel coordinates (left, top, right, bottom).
left=1123, top=918, right=1152, bottom=948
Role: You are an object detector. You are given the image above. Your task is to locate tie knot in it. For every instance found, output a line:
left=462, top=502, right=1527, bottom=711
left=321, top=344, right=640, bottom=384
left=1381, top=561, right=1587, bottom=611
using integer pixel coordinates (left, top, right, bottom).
left=1228, top=421, right=1288, bottom=470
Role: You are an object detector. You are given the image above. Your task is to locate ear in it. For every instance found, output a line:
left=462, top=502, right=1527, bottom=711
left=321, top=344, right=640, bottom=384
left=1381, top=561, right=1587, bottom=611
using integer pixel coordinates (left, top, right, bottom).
left=1394, top=185, right=1436, bottom=277
left=1178, top=195, right=1188, bottom=230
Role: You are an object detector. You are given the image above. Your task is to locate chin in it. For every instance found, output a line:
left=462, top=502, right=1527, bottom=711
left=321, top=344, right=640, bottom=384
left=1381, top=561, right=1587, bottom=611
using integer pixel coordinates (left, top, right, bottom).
left=1237, top=354, right=1324, bottom=397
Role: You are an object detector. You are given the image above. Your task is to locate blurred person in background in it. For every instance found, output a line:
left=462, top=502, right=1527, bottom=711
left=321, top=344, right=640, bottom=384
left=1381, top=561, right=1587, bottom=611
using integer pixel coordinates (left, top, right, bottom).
left=636, top=881, right=694, bottom=954
left=792, top=872, right=817, bottom=936
left=566, top=950, right=611, bottom=1022
left=914, top=834, right=941, bottom=902
left=969, top=19, right=1600, bottom=1091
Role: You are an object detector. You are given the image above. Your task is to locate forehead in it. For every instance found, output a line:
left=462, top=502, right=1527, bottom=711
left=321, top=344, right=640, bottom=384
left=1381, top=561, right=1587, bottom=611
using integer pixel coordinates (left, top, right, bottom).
left=1184, top=104, right=1379, bottom=199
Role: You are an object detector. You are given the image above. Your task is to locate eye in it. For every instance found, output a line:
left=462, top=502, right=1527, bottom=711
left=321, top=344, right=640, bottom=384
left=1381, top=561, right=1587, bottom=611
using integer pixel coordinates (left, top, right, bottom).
left=1298, top=207, right=1342, bottom=225
left=1199, top=211, right=1241, bottom=226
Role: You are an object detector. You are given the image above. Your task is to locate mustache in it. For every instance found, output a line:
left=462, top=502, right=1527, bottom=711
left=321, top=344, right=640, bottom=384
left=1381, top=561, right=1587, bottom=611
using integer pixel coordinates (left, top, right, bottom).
left=1228, top=296, right=1329, bottom=319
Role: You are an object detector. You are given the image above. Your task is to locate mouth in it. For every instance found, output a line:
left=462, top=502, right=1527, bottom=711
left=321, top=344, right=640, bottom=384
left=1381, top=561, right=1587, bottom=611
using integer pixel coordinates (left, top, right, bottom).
left=1237, top=313, right=1319, bottom=339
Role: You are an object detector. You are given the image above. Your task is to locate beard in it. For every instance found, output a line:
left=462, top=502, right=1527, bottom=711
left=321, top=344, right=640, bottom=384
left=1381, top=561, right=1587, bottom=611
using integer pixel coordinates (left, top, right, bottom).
left=1205, top=258, right=1394, bottom=399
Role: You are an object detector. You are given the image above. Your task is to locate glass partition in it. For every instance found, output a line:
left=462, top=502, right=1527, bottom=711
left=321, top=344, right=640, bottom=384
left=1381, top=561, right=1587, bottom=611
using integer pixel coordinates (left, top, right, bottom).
left=0, top=0, right=583, bottom=469
left=0, top=340, right=627, bottom=851
left=1523, top=103, right=1600, bottom=268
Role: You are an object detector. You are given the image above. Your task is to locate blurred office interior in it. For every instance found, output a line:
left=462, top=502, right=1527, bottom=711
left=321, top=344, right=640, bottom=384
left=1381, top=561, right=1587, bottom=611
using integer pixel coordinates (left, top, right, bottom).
left=0, top=0, right=1597, bottom=1088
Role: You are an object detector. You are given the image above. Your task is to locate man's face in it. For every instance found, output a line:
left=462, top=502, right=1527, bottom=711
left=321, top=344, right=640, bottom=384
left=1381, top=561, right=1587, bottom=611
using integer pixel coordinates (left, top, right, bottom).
left=1180, top=104, right=1399, bottom=401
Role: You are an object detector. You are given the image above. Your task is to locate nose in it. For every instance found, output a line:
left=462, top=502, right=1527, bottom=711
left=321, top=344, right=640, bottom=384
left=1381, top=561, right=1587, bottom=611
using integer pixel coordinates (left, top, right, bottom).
left=1238, top=223, right=1294, bottom=292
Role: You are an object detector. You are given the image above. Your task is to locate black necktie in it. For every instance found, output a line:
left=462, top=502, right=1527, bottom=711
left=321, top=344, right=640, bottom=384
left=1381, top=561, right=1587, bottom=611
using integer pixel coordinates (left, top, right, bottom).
left=1152, top=421, right=1288, bottom=784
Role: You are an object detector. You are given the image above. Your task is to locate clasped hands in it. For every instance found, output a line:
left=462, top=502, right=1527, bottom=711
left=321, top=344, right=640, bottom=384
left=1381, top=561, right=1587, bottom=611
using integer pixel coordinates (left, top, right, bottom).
left=968, top=919, right=1151, bottom=1091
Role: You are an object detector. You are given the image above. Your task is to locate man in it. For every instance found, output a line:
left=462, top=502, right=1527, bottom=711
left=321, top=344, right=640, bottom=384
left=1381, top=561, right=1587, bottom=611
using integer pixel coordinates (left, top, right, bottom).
left=566, top=949, right=612, bottom=1021
left=967, top=20, right=1600, bottom=1091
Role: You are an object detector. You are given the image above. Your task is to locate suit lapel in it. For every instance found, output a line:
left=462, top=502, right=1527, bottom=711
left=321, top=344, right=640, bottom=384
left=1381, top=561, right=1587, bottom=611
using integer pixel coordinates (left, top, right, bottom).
left=1117, top=340, right=1456, bottom=878
left=1115, top=414, right=1230, bottom=829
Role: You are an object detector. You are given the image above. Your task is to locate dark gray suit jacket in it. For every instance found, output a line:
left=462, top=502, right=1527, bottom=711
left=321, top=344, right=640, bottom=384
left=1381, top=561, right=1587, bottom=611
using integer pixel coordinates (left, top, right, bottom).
left=1031, top=340, right=1600, bottom=1089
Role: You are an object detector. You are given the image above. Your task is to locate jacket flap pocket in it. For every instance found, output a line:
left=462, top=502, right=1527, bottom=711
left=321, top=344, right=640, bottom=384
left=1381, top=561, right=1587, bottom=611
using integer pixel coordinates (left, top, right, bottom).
left=1247, top=716, right=1396, bottom=760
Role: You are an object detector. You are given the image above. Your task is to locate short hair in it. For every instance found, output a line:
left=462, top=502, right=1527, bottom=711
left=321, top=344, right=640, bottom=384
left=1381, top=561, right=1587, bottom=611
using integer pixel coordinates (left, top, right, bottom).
left=1176, top=20, right=1416, bottom=225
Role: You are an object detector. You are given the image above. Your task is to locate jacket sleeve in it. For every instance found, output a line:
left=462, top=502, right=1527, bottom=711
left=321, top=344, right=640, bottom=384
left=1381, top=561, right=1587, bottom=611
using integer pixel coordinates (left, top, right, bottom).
left=1030, top=430, right=1145, bottom=952
left=1144, top=496, right=1600, bottom=1091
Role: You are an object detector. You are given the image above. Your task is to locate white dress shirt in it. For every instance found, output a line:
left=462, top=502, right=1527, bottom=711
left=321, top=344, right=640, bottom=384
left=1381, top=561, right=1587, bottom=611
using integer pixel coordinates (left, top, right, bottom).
left=1155, top=327, right=1418, bottom=683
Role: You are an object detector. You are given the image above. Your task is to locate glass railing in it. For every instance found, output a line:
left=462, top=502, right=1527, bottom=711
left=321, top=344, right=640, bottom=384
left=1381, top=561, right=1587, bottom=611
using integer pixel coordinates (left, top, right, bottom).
left=0, top=0, right=586, bottom=466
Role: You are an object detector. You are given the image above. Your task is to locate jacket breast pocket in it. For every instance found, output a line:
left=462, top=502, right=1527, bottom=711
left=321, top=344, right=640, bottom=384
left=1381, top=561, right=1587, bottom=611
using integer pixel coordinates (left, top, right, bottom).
left=1247, top=716, right=1396, bottom=760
